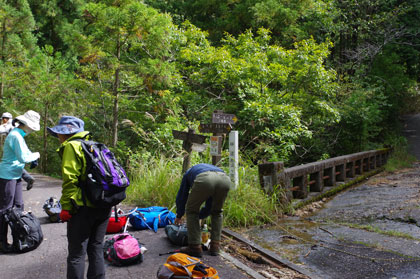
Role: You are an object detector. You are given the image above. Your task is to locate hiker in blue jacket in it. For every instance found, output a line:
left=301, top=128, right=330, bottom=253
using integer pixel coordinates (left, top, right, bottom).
left=0, top=110, right=40, bottom=252
left=174, top=163, right=232, bottom=257
left=0, top=112, right=37, bottom=191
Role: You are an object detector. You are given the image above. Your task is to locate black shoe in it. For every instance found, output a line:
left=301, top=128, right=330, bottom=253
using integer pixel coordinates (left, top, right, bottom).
left=26, top=180, right=34, bottom=191
left=0, top=242, right=12, bottom=253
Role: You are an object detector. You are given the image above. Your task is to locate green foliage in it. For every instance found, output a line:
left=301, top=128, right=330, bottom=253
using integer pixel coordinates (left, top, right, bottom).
left=384, top=138, right=417, bottom=172
left=27, top=0, right=87, bottom=69
left=0, top=0, right=38, bottom=104
left=147, top=0, right=336, bottom=46
left=176, top=25, right=339, bottom=163
left=251, top=0, right=336, bottom=45
left=78, top=0, right=181, bottom=147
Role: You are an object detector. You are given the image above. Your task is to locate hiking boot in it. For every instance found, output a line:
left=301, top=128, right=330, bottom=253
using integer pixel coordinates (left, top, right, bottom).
left=0, top=242, right=12, bottom=253
left=209, top=241, right=220, bottom=256
left=26, top=180, right=34, bottom=191
left=180, top=245, right=203, bottom=258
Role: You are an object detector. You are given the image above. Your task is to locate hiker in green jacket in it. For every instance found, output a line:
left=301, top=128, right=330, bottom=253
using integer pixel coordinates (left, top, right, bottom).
left=48, top=116, right=111, bottom=279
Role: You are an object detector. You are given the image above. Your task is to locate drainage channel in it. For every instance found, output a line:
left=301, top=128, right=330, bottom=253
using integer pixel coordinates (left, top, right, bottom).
left=221, top=228, right=320, bottom=279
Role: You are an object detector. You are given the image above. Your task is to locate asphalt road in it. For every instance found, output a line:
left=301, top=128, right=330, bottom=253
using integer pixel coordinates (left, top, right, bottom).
left=0, top=173, right=249, bottom=279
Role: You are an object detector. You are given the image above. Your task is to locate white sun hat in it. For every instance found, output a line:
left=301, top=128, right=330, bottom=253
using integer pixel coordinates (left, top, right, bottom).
left=15, top=110, right=40, bottom=131
left=1, top=112, right=12, bottom=119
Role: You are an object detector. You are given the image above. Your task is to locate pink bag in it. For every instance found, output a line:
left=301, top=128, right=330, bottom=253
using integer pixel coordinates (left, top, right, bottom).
left=103, top=233, right=144, bottom=266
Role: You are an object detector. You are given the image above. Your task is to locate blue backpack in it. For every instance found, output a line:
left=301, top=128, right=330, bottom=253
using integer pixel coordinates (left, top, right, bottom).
left=74, top=139, right=130, bottom=208
left=129, top=207, right=176, bottom=232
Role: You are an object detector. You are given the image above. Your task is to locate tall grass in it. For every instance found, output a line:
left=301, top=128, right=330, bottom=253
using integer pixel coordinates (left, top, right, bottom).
left=125, top=157, right=281, bottom=228
left=384, top=145, right=417, bottom=172
left=125, top=157, right=182, bottom=208
left=223, top=166, right=280, bottom=227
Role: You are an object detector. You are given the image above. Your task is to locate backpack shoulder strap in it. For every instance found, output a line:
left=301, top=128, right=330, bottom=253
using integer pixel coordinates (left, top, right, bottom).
left=135, top=210, right=155, bottom=232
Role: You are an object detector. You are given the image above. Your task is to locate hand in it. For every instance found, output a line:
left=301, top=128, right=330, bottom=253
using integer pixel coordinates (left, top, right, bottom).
left=30, top=159, right=39, bottom=169
left=174, top=217, right=183, bottom=226
left=60, top=210, right=72, bottom=222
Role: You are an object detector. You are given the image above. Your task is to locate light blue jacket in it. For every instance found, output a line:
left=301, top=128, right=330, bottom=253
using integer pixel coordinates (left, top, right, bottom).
left=0, top=128, right=39, bottom=180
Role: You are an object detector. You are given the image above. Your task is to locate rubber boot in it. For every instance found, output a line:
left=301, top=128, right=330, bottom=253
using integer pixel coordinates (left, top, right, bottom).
left=180, top=244, right=203, bottom=258
left=209, top=240, right=220, bottom=256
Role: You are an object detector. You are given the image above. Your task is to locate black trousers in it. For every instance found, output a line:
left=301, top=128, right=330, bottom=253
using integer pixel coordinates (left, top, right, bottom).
left=66, top=206, right=111, bottom=279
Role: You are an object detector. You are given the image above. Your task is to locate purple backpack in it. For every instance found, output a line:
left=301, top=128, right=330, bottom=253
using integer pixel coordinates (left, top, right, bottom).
left=103, top=233, right=144, bottom=266
left=76, top=140, right=130, bottom=208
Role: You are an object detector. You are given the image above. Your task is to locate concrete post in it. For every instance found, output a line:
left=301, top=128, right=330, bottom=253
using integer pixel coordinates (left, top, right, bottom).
left=293, top=175, right=308, bottom=199
left=346, top=161, right=355, bottom=178
left=309, top=171, right=323, bottom=192
left=336, top=164, right=346, bottom=181
left=324, top=167, right=336, bottom=186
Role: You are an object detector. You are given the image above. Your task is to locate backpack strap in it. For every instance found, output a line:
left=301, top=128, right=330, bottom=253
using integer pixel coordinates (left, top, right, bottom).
left=153, top=209, right=171, bottom=232
left=167, top=261, right=194, bottom=278
left=70, top=137, right=90, bottom=207
left=114, top=205, right=119, bottom=222
left=135, top=211, right=155, bottom=232
left=152, top=216, right=159, bottom=233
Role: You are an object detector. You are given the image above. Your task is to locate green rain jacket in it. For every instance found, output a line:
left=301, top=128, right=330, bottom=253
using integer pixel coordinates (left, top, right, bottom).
left=57, top=131, right=93, bottom=212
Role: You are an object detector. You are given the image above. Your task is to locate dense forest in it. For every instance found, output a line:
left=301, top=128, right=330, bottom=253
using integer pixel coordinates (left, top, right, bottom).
left=1, top=0, right=419, bottom=176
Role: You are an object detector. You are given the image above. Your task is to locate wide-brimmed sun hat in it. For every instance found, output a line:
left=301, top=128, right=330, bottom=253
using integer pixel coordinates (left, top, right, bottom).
left=47, top=116, right=84, bottom=138
left=1, top=112, right=12, bottom=119
left=15, top=110, right=40, bottom=131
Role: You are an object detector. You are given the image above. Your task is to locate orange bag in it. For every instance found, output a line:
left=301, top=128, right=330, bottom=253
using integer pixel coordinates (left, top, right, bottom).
left=157, top=253, right=219, bottom=279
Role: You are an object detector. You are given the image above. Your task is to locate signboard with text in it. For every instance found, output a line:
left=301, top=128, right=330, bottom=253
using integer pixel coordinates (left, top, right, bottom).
left=198, top=123, right=231, bottom=134
left=229, top=131, right=238, bottom=189
left=212, top=112, right=238, bottom=125
left=210, top=136, right=222, bottom=156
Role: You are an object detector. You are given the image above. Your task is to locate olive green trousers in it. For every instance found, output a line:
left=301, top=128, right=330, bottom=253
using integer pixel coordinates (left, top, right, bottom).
left=186, top=171, right=231, bottom=245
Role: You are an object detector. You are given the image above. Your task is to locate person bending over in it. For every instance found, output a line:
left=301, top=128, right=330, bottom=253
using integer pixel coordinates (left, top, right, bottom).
left=174, top=163, right=232, bottom=257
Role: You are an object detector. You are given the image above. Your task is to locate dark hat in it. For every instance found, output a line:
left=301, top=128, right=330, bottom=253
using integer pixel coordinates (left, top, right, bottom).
left=47, top=116, right=84, bottom=137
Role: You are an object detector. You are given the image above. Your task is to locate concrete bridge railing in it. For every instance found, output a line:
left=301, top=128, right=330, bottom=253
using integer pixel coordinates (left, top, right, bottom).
left=258, top=149, right=392, bottom=201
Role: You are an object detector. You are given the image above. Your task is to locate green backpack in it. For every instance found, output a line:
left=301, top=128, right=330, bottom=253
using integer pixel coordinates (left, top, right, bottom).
left=165, top=224, right=188, bottom=246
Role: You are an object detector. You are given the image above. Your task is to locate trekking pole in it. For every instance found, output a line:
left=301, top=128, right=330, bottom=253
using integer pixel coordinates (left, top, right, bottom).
left=159, top=249, right=181, bottom=256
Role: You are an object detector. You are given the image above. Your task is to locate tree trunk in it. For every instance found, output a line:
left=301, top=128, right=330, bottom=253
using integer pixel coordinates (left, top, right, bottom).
left=42, top=103, right=49, bottom=173
left=0, top=19, right=7, bottom=101
left=111, top=37, right=121, bottom=147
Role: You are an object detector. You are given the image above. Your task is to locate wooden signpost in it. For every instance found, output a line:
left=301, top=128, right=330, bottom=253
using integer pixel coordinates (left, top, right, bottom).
left=198, top=110, right=237, bottom=166
left=174, top=111, right=238, bottom=174
left=172, top=128, right=207, bottom=173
